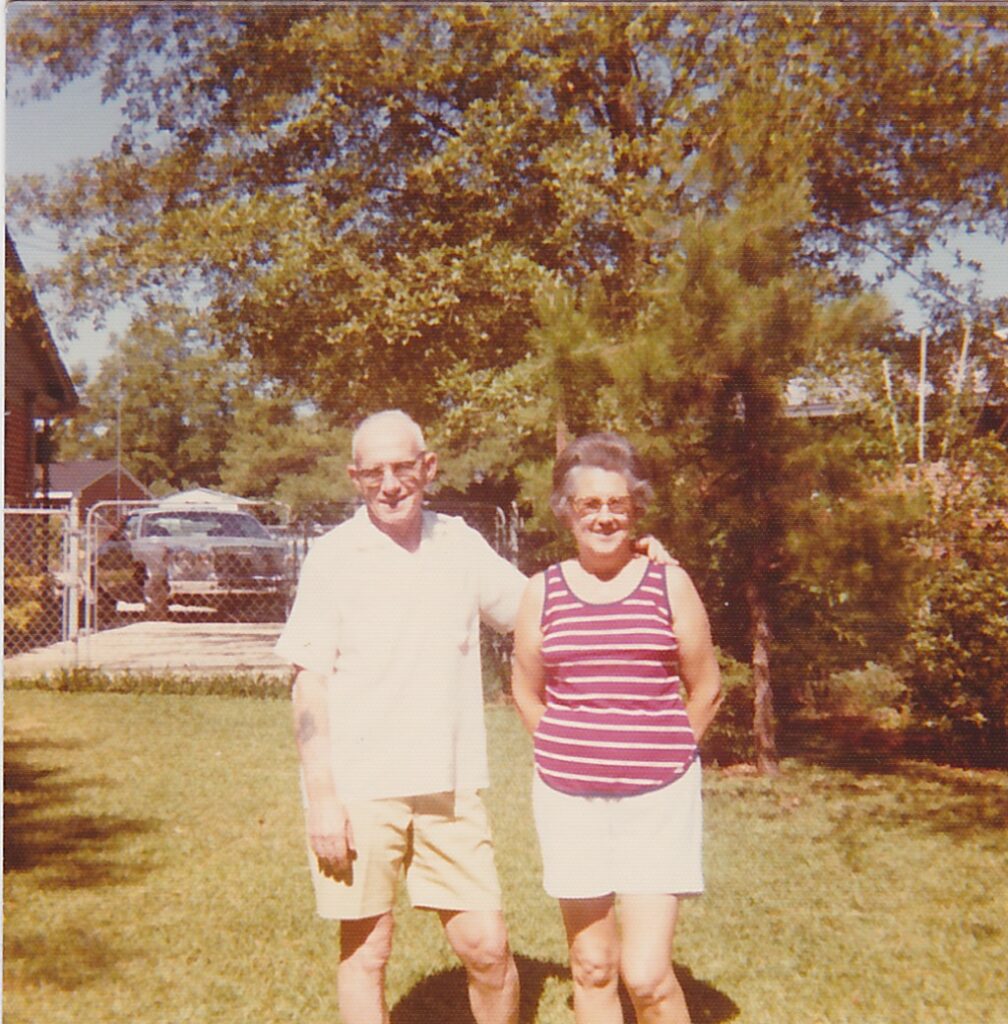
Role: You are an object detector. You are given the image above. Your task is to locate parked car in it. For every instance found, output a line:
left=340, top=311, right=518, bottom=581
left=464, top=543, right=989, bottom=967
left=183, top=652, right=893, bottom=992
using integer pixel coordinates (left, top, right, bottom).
left=96, top=507, right=294, bottom=620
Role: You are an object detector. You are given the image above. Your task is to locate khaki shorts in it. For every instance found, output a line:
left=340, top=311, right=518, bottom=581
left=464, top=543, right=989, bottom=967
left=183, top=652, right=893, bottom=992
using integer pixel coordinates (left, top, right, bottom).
left=305, top=790, right=502, bottom=920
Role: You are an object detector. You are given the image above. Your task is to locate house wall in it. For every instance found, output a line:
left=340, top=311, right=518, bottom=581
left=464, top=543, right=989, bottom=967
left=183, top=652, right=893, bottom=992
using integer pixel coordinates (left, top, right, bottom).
left=4, top=399, right=35, bottom=504
left=4, top=333, right=39, bottom=504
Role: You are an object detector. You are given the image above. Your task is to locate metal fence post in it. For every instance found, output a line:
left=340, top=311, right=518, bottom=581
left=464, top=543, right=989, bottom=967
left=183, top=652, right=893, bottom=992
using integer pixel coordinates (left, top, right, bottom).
left=67, top=498, right=81, bottom=654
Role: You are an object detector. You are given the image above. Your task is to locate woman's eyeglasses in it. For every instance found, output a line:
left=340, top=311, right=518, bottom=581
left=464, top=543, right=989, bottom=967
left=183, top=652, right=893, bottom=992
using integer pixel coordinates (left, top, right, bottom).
left=353, top=453, right=428, bottom=486
left=571, top=496, right=635, bottom=519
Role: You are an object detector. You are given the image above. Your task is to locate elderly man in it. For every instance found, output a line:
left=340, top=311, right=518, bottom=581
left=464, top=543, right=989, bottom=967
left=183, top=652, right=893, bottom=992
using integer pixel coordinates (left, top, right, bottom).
left=275, top=409, right=525, bottom=1024
left=275, top=409, right=672, bottom=1023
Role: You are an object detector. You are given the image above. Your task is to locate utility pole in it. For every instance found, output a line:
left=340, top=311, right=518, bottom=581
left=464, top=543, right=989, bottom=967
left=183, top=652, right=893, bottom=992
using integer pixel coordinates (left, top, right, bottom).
left=917, top=330, right=928, bottom=463
left=116, top=347, right=123, bottom=502
left=942, top=322, right=973, bottom=459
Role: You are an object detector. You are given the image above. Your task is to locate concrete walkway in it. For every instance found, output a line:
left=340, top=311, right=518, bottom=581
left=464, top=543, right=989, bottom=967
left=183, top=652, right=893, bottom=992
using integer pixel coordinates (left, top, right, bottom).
left=3, top=621, right=290, bottom=678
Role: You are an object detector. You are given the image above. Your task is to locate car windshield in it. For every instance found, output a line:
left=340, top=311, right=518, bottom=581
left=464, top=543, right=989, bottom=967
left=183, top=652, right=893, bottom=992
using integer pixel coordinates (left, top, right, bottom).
left=139, top=511, right=271, bottom=540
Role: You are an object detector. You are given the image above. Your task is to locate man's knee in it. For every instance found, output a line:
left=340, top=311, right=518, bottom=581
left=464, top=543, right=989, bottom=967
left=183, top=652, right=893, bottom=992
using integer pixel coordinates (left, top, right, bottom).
left=443, top=910, right=513, bottom=981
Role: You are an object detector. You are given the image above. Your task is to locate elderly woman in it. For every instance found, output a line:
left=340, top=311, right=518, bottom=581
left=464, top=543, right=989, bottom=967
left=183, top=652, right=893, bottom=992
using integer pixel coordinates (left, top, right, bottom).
left=512, top=433, right=722, bottom=1024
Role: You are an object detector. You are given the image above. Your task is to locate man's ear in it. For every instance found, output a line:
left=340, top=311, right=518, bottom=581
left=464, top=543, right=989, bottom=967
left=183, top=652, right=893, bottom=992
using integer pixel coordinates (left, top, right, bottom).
left=423, top=451, right=439, bottom=483
left=347, top=463, right=363, bottom=495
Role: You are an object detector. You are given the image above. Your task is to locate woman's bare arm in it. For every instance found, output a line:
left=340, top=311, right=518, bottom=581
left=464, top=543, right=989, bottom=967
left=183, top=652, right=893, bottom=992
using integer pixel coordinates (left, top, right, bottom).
left=666, top=566, right=723, bottom=743
left=510, top=573, right=548, bottom=735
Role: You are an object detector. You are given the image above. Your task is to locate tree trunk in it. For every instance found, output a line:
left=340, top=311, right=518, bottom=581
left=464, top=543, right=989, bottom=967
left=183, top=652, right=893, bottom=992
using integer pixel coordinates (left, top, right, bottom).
left=746, top=577, right=780, bottom=776
left=738, top=380, right=781, bottom=777
left=555, top=416, right=570, bottom=455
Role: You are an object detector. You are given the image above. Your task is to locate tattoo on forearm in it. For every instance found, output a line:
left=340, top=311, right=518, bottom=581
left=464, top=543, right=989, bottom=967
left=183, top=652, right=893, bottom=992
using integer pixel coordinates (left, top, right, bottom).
left=296, top=711, right=317, bottom=745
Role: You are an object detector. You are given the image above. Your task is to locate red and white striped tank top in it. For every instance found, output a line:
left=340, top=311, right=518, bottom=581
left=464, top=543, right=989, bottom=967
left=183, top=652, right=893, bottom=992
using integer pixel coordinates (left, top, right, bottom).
left=534, top=559, right=697, bottom=797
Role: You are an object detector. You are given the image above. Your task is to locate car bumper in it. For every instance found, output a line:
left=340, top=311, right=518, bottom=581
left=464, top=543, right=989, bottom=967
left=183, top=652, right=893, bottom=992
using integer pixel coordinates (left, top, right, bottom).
left=168, top=579, right=290, bottom=598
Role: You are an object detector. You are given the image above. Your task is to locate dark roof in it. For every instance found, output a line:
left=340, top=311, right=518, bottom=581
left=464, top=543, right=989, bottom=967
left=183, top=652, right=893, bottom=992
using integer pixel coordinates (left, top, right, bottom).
left=46, top=459, right=148, bottom=496
left=5, top=230, right=78, bottom=416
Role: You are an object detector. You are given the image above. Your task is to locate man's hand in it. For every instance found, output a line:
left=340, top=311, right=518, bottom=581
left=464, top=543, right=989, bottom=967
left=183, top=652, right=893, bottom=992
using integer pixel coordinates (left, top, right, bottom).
left=307, top=797, right=356, bottom=883
left=635, top=534, right=679, bottom=566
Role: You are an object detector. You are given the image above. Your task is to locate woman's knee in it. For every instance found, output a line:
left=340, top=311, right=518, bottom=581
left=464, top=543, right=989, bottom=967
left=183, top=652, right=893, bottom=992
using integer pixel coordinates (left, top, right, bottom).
left=570, top=939, right=620, bottom=992
left=620, top=956, right=679, bottom=1008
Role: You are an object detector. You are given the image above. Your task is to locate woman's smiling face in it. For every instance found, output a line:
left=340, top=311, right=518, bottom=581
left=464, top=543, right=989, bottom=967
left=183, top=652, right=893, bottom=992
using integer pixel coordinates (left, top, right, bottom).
left=565, top=466, right=638, bottom=564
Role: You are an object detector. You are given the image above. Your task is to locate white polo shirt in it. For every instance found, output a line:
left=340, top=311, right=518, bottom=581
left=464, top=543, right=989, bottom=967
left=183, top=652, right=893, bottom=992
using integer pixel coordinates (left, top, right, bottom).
left=274, top=507, right=526, bottom=800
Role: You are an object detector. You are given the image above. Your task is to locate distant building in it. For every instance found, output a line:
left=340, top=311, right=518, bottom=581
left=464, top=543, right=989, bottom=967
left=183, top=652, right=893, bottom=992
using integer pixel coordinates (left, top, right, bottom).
left=36, top=459, right=150, bottom=513
left=4, top=230, right=79, bottom=505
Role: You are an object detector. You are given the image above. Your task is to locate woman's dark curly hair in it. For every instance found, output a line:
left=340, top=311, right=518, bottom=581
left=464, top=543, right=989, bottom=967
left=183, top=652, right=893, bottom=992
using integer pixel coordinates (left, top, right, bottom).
left=550, top=433, right=653, bottom=521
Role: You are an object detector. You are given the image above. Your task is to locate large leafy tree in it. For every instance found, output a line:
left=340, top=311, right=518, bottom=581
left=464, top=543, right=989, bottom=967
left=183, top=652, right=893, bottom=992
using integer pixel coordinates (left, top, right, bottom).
left=9, top=4, right=1007, bottom=769
left=59, top=325, right=357, bottom=509
left=8, top=5, right=1007, bottom=419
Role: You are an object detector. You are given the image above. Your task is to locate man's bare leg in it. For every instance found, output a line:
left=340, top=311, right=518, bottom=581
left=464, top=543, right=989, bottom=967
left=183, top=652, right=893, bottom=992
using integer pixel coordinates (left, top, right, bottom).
left=440, top=909, right=520, bottom=1024
left=338, top=912, right=395, bottom=1024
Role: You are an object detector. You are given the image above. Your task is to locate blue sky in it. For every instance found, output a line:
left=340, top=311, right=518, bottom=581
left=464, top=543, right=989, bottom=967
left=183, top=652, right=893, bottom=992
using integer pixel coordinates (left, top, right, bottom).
left=6, top=69, right=1007, bottom=377
left=6, top=69, right=132, bottom=373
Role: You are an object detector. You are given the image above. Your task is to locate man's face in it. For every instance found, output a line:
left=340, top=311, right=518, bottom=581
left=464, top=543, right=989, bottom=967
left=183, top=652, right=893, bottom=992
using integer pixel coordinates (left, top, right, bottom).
left=348, top=421, right=437, bottom=540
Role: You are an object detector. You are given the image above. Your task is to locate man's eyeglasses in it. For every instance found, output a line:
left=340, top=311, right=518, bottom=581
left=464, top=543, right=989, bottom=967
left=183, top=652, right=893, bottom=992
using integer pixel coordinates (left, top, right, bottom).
left=571, top=496, right=635, bottom=520
left=353, top=453, right=428, bottom=487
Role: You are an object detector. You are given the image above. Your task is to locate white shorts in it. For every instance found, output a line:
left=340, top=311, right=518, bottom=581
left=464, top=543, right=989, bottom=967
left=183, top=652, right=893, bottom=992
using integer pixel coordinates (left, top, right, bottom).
left=531, top=757, right=704, bottom=900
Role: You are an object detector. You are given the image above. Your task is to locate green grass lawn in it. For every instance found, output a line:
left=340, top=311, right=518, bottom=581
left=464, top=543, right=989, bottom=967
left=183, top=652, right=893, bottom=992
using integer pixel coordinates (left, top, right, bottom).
left=4, top=689, right=1007, bottom=1024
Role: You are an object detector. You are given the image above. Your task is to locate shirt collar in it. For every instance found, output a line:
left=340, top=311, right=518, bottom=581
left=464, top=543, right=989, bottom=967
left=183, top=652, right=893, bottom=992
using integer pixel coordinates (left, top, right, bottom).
left=345, top=505, right=442, bottom=551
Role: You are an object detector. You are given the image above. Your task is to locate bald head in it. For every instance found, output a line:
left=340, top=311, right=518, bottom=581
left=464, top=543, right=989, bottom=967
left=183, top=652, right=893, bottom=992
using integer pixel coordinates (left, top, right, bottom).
left=351, top=410, right=426, bottom=463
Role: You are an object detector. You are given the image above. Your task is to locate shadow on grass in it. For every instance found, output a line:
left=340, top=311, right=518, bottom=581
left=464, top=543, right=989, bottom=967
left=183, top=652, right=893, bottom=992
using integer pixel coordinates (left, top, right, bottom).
left=3, top=735, right=159, bottom=888
left=4, top=923, right=138, bottom=992
left=871, top=761, right=1008, bottom=840
left=784, top=722, right=1008, bottom=840
left=390, top=954, right=739, bottom=1023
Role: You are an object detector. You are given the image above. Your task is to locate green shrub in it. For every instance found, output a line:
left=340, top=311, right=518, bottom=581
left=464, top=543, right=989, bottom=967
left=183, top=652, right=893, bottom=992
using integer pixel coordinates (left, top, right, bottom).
left=4, top=668, right=290, bottom=699
left=3, top=557, right=61, bottom=654
left=700, top=650, right=754, bottom=765
left=901, top=438, right=1008, bottom=766
left=906, top=561, right=1008, bottom=767
left=806, top=662, right=909, bottom=719
left=482, top=628, right=512, bottom=703
left=791, top=662, right=913, bottom=759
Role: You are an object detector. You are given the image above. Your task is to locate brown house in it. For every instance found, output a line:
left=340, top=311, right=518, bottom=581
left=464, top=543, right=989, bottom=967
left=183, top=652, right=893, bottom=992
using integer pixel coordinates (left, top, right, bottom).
left=5, top=230, right=79, bottom=505
left=36, top=458, right=150, bottom=513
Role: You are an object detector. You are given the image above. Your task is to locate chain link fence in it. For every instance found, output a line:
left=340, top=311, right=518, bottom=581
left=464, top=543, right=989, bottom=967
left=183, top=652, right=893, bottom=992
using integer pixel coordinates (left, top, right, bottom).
left=3, top=508, right=76, bottom=657
left=5, top=497, right=521, bottom=675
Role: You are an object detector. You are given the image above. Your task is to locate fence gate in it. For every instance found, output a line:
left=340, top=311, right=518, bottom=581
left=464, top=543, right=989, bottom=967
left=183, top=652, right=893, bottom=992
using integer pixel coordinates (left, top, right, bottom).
left=3, top=507, right=78, bottom=665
